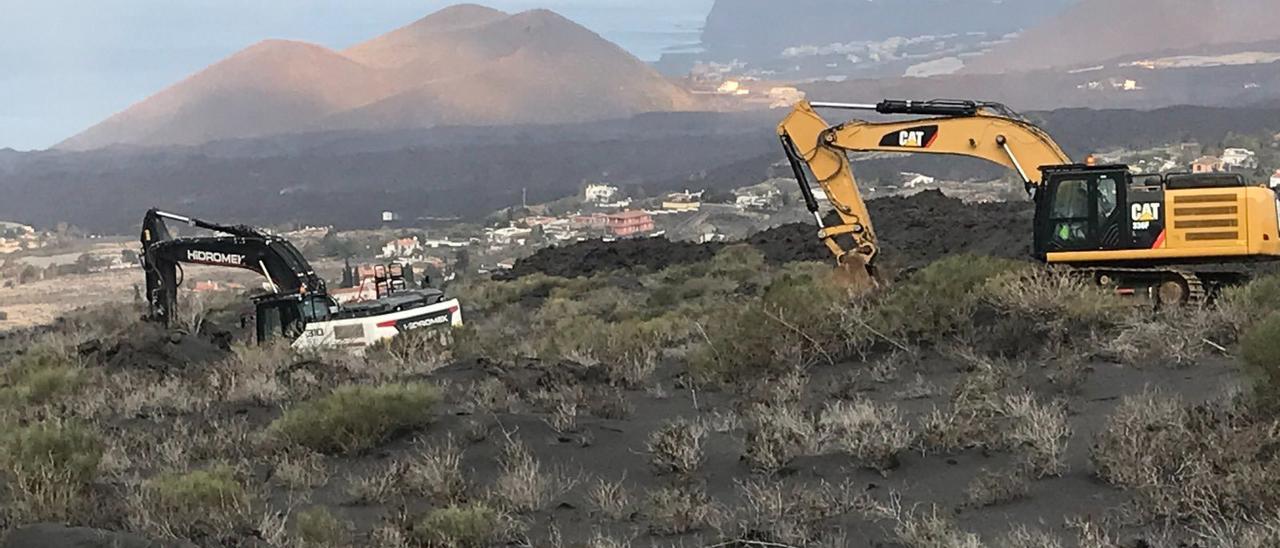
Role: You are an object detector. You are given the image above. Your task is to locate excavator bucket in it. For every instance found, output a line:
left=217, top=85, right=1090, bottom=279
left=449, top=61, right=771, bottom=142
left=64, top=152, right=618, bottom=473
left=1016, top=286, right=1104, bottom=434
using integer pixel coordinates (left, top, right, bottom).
left=832, top=253, right=878, bottom=292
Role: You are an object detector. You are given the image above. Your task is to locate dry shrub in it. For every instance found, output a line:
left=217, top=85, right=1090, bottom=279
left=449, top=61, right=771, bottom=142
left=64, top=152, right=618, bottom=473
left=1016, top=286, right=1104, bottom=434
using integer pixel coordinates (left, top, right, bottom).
left=998, top=525, right=1065, bottom=548
left=892, top=505, right=983, bottom=548
left=546, top=400, right=578, bottom=434
left=985, top=267, right=1128, bottom=333
left=0, top=420, right=102, bottom=523
left=402, top=435, right=467, bottom=503
left=1001, top=393, right=1072, bottom=478
left=1091, top=389, right=1280, bottom=523
left=207, top=341, right=295, bottom=405
left=490, top=440, right=576, bottom=513
left=271, top=449, right=330, bottom=491
left=1104, top=310, right=1216, bottom=367
left=367, top=328, right=451, bottom=375
left=646, top=418, right=707, bottom=476
left=269, top=383, right=440, bottom=454
left=919, top=369, right=1069, bottom=477
left=819, top=399, right=913, bottom=472
left=345, top=462, right=404, bottom=505
left=966, top=467, right=1030, bottom=508
left=413, top=502, right=518, bottom=548
left=293, top=506, right=348, bottom=547
left=461, top=377, right=515, bottom=415
left=734, top=478, right=856, bottom=545
left=588, top=476, right=631, bottom=520
left=132, top=464, right=254, bottom=541
left=584, top=386, right=634, bottom=420
left=645, top=484, right=721, bottom=535
left=743, top=402, right=817, bottom=474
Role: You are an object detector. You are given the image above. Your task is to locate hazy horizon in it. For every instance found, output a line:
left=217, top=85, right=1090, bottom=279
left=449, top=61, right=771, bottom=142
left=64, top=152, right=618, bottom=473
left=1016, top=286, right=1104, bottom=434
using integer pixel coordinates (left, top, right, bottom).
left=0, top=0, right=713, bottom=151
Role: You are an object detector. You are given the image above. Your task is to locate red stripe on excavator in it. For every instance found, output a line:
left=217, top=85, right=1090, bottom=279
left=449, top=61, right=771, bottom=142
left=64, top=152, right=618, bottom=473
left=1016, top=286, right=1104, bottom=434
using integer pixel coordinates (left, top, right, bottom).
left=925, top=132, right=939, bottom=148
left=377, top=319, right=397, bottom=328
left=1152, top=230, right=1166, bottom=249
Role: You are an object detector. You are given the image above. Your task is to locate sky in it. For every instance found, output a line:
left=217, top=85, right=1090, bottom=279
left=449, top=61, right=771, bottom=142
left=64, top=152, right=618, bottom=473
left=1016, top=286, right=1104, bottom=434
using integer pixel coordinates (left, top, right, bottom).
left=0, top=0, right=713, bottom=151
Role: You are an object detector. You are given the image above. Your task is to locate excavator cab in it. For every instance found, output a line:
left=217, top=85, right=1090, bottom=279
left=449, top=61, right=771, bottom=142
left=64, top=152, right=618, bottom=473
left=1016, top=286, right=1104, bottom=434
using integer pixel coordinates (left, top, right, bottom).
left=254, top=294, right=335, bottom=343
left=1034, top=165, right=1136, bottom=257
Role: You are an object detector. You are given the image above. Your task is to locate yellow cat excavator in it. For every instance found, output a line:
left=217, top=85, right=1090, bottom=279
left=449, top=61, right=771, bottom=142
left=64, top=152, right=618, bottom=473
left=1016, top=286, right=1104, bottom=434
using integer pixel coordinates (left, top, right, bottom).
left=779, top=99, right=1280, bottom=303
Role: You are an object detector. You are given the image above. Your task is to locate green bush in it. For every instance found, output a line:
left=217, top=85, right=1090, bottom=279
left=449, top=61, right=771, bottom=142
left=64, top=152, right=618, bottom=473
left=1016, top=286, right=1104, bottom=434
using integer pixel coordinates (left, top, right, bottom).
left=1219, top=274, right=1280, bottom=334
left=689, top=268, right=848, bottom=380
left=293, top=507, right=347, bottom=547
left=270, top=383, right=441, bottom=454
left=414, top=503, right=507, bottom=547
left=143, top=464, right=252, bottom=538
left=0, top=348, right=84, bottom=406
left=0, top=421, right=103, bottom=521
left=868, top=255, right=1027, bottom=343
left=1242, top=313, right=1280, bottom=402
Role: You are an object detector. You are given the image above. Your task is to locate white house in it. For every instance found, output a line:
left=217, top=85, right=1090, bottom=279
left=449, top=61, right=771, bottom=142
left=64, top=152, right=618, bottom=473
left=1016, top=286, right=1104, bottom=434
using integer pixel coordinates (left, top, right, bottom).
left=1222, top=148, right=1258, bottom=170
left=902, top=172, right=936, bottom=188
left=584, top=184, right=620, bottom=204
left=381, top=237, right=420, bottom=258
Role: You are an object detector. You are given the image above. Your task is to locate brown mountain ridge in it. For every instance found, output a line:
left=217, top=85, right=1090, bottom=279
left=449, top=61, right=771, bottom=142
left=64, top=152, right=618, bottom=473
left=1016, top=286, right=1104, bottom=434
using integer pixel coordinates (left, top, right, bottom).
left=58, top=4, right=698, bottom=150
left=964, top=0, right=1280, bottom=73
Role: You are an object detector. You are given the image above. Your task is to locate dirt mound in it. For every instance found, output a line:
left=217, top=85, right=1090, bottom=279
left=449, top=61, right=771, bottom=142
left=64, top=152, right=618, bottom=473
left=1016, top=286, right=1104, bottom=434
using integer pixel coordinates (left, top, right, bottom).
left=508, top=190, right=1034, bottom=278
left=79, top=322, right=231, bottom=373
left=504, top=237, right=720, bottom=279
left=869, top=189, right=1033, bottom=269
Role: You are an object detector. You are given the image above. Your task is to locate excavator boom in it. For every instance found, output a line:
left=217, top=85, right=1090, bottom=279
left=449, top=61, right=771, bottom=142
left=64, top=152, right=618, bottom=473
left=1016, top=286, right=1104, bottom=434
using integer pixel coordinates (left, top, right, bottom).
left=778, top=99, right=1071, bottom=274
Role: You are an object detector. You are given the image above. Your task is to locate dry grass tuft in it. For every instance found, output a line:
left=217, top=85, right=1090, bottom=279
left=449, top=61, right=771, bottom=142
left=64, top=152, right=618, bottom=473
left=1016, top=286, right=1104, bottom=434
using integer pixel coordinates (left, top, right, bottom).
left=743, top=402, right=817, bottom=474
left=734, top=478, right=857, bottom=545
left=588, top=476, right=631, bottom=521
left=644, top=483, right=722, bottom=535
left=646, top=418, right=707, bottom=476
left=402, top=435, right=468, bottom=504
left=965, top=467, right=1030, bottom=508
left=998, top=525, right=1065, bottom=548
left=818, top=399, right=913, bottom=472
left=489, top=439, right=576, bottom=513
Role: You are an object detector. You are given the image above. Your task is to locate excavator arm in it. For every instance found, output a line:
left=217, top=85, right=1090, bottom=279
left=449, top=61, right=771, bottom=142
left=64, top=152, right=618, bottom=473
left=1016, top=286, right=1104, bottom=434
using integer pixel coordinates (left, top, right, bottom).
left=778, top=99, right=1073, bottom=274
left=140, top=209, right=325, bottom=324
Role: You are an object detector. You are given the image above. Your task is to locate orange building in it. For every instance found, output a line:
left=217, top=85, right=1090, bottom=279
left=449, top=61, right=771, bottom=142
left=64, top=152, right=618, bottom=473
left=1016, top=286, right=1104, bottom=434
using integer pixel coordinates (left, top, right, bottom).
left=605, top=210, right=655, bottom=237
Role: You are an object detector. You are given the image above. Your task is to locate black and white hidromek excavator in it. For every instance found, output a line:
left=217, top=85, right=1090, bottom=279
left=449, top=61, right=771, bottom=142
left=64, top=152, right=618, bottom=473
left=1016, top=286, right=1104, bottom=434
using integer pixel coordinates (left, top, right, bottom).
left=140, top=209, right=462, bottom=349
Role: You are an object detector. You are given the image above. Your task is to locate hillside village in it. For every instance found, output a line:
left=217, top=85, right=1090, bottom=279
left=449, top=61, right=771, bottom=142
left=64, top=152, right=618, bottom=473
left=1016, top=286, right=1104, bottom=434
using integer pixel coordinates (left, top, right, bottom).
left=3, top=130, right=1280, bottom=305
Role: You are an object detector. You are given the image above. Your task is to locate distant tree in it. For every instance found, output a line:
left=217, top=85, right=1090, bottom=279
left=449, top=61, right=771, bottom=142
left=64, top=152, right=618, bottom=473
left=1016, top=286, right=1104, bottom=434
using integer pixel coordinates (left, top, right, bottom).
left=18, top=265, right=40, bottom=284
left=318, top=231, right=358, bottom=259
left=455, top=249, right=472, bottom=278
left=703, top=189, right=735, bottom=204
left=121, top=249, right=139, bottom=264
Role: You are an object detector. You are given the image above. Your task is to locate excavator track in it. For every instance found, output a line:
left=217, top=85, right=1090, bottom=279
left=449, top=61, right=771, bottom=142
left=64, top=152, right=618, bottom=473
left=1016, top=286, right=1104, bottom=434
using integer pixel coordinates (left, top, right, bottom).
left=1082, top=267, right=1218, bottom=306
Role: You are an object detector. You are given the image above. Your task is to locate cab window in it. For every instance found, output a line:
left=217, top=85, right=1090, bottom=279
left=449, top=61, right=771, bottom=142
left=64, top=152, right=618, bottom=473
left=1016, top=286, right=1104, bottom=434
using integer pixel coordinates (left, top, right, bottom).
left=1098, top=176, right=1118, bottom=218
left=1050, top=179, right=1089, bottom=244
